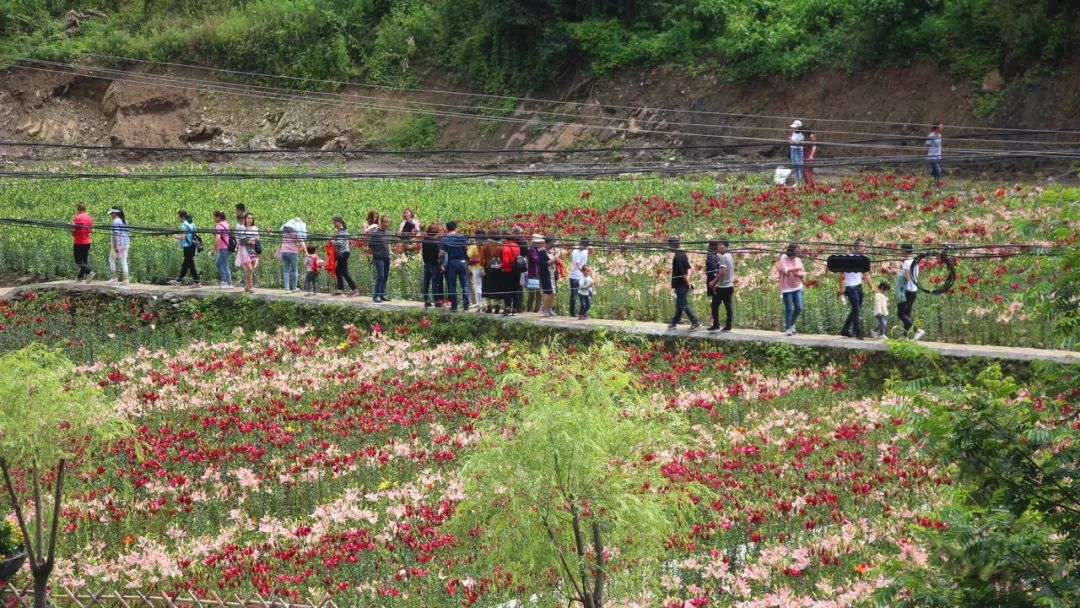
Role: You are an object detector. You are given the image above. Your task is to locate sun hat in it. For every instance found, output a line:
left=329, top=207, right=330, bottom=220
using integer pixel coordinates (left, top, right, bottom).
left=107, top=207, right=121, bottom=214
left=531, top=233, right=544, bottom=244
left=790, top=120, right=803, bottom=129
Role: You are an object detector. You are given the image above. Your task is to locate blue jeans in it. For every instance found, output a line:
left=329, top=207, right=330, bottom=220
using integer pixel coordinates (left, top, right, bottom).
left=215, top=250, right=232, bottom=285
left=670, top=284, right=699, bottom=326
left=790, top=147, right=804, bottom=181
left=281, top=252, right=299, bottom=290
left=841, top=285, right=864, bottom=338
left=930, top=158, right=942, bottom=180
left=445, top=259, right=469, bottom=310
left=568, top=278, right=580, bottom=316
left=579, top=294, right=592, bottom=317
left=782, top=289, right=803, bottom=330
left=373, top=257, right=389, bottom=299
left=423, top=262, right=444, bottom=304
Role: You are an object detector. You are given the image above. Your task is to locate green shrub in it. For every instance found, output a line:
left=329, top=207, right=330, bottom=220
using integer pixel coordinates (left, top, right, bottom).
left=368, top=114, right=442, bottom=150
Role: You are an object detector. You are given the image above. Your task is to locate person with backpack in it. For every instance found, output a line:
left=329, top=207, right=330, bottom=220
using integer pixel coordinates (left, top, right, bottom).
left=168, top=210, right=201, bottom=288
left=211, top=210, right=233, bottom=288
left=105, top=207, right=130, bottom=286
left=499, top=232, right=522, bottom=317
left=71, top=202, right=94, bottom=282
left=480, top=233, right=503, bottom=314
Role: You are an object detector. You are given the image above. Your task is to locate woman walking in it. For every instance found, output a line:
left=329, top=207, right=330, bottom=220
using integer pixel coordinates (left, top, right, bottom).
left=480, top=233, right=503, bottom=314
left=236, top=212, right=260, bottom=293
left=778, top=242, right=805, bottom=336
left=279, top=225, right=304, bottom=293
left=467, top=230, right=485, bottom=310
left=539, top=235, right=556, bottom=316
left=499, top=232, right=521, bottom=317
left=331, top=216, right=359, bottom=296
left=105, top=207, right=130, bottom=285
left=370, top=217, right=392, bottom=302
left=169, top=210, right=201, bottom=288
left=211, top=211, right=233, bottom=288
left=525, top=234, right=544, bottom=312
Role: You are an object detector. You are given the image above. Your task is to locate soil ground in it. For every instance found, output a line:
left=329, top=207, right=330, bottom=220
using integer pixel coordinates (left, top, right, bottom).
left=1, top=60, right=1077, bottom=178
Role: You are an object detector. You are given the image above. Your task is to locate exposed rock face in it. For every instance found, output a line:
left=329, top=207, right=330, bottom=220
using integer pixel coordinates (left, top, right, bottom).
left=16, top=117, right=78, bottom=143
left=982, top=68, right=1005, bottom=93
left=180, top=124, right=223, bottom=143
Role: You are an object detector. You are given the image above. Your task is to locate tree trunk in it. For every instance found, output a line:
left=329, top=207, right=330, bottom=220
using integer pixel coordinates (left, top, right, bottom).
left=32, top=569, right=49, bottom=608
left=592, top=521, right=606, bottom=608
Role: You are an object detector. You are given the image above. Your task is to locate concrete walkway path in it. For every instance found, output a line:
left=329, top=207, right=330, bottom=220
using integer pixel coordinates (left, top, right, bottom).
left=6, top=280, right=1079, bottom=365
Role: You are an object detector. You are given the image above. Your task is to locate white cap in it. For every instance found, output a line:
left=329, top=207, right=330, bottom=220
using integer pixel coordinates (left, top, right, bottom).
left=790, top=120, right=803, bottom=129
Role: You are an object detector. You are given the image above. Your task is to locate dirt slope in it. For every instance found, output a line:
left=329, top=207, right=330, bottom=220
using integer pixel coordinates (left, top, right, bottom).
left=1, top=60, right=1077, bottom=163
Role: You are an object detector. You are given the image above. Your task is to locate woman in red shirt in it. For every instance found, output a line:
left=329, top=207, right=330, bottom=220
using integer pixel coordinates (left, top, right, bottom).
left=72, top=202, right=94, bottom=282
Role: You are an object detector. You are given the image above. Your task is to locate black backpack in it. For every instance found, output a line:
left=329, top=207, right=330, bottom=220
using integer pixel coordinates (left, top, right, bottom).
left=226, top=229, right=238, bottom=254
left=513, top=253, right=528, bottom=273
left=487, top=250, right=503, bottom=272
left=191, top=232, right=204, bottom=253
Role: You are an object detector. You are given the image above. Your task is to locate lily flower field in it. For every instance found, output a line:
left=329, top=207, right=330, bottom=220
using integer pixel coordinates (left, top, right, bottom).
left=0, top=172, right=1076, bottom=347
left=0, top=290, right=1076, bottom=607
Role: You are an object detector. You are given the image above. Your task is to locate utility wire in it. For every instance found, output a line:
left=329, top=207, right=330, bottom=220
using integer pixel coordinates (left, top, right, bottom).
left=75, top=52, right=1080, bottom=135
left=4, top=57, right=1077, bottom=155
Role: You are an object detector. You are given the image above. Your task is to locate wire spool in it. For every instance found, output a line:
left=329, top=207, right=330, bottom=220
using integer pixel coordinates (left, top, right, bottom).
left=911, top=250, right=957, bottom=295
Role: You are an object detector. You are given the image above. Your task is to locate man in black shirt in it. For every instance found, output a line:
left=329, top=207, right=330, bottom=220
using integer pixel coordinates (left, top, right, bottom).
left=667, top=237, right=701, bottom=331
left=421, top=225, right=445, bottom=307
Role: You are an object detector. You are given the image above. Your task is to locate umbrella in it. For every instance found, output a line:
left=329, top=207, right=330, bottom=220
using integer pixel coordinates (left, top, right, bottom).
left=281, top=217, right=307, bottom=241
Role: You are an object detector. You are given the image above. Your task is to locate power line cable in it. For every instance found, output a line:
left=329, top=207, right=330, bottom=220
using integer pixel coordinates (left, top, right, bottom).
left=75, top=52, right=1080, bottom=135
left=5, top=58, right=1076, bottom=156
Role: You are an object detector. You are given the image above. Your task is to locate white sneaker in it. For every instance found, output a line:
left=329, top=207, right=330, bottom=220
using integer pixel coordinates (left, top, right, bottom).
left=913, top=329, right=926, bottom=341
left=785, top=328, right=795, bottom=336
left=84, top=271, right=96, bottom=283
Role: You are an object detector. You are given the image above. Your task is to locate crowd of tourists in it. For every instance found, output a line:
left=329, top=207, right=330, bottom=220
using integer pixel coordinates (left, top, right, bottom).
left=67, top=202, right=927, bottom=340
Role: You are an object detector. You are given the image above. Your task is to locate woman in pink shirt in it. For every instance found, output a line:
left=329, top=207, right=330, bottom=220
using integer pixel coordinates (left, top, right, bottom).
left=279, top=226, right=304, bottom=293
left=211, top=211, right=233, bottom=288
left=778, top=242, right=805, bottom=336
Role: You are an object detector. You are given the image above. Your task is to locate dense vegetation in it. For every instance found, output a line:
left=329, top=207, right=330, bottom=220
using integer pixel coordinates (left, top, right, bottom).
left=2, top=0, right=1077, bottom=92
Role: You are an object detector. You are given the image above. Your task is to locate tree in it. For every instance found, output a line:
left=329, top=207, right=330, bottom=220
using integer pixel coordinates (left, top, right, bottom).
left=879, top=363, right=1080, bottom=607
left=0, top=344, right=132, bottom=608
left=449, top=342, right=696, bottom=607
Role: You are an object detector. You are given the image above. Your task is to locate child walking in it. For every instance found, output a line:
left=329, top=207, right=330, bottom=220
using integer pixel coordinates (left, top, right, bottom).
left=577, top=266, right=595, bottom=320
left=871, top=281, right=889, bottom=338
left=303, top=245, right=325, bottom=296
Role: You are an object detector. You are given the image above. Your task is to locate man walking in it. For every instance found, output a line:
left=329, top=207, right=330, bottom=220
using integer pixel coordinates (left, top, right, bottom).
left=706, top=239, right=734, bottom=332
left=926, top=122, right=943, bottom=181
left=568, top=237, right=590, bottom=317
left=441, top=221, right=470, bottom=312
left=72, top=202, right=94, bottom=282
left=838, top=239, right=871, bottom=340
left=667, top=236, right=700, bottom=331
left=898, top=244, right=925, bottom=340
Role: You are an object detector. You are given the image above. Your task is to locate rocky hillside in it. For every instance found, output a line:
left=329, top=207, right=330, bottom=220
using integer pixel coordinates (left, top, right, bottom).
left=2, top=59, right=1078, bottom=166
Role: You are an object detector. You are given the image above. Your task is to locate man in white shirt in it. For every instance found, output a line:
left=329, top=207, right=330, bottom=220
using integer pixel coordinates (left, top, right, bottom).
left=568, top=237, right=590, bottom=317
left=838, top=239, right=871, bottom=339
left=789, top=120, right=805, bottom=182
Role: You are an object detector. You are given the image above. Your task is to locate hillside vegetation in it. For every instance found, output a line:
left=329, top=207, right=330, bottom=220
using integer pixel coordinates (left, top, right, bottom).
left=2, top=0, right=1077, bottom=93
